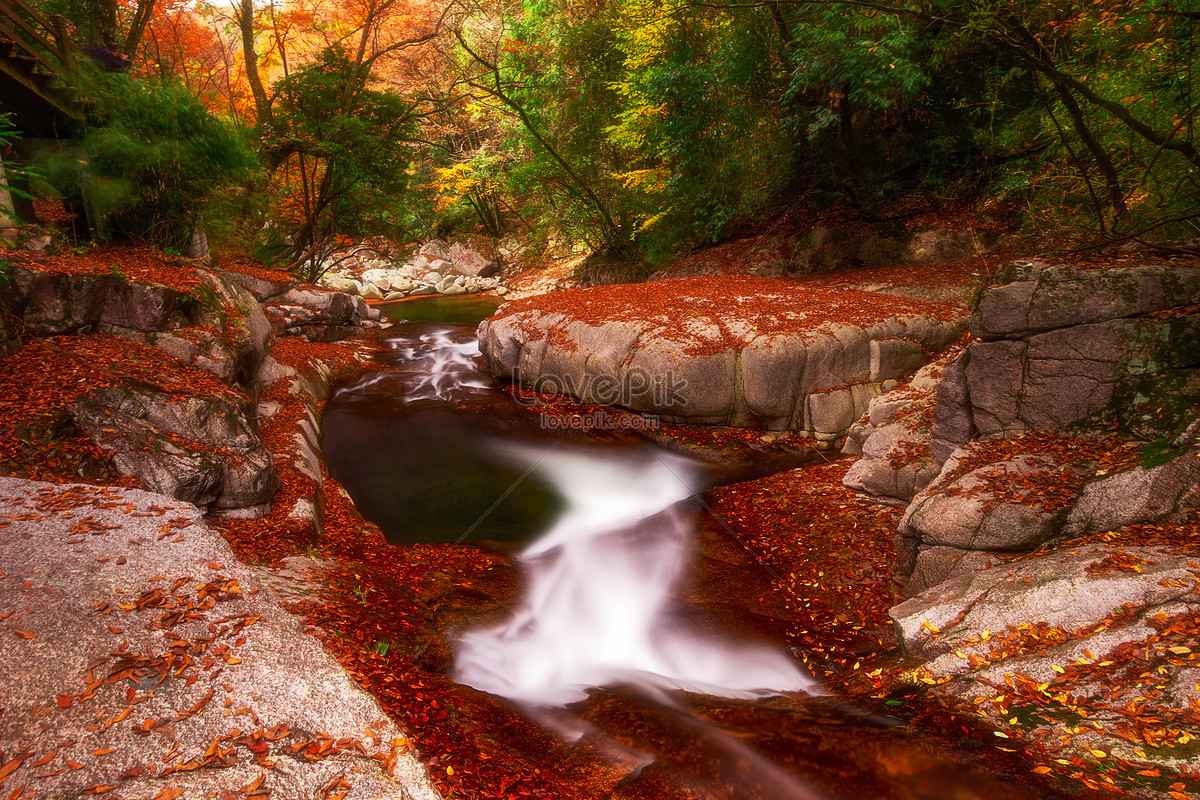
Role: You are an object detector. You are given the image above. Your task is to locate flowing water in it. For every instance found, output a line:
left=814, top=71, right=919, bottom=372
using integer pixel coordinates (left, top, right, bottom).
left=322, top=297, right=1071, bottom=800
left=454, top=444, right=819, bottom=706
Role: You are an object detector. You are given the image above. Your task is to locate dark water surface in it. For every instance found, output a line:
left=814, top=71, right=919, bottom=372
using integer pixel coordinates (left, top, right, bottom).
left=323, top=296, right=560, bottom=546
left=374, top=294, right=501, bottom=325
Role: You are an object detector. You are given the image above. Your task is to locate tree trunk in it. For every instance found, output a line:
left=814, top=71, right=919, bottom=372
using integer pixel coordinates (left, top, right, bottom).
left=1043, top=76, right=1128, bottom=225
left=122, top=0, right=154, bottom=57
left=85, top=0, right=119, bottom=44
left=234, top=0, right=272, bottom=130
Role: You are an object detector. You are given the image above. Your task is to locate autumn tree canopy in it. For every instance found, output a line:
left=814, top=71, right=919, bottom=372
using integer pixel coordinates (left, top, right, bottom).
left=16, top=0, right=1200, bottom=272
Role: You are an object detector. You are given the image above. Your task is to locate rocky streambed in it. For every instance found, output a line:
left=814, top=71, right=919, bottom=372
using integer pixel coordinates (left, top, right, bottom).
left=3, top=240, right=1200, bottom=799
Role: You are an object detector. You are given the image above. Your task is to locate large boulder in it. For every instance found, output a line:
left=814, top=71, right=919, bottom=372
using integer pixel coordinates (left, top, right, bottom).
left=447, top=241, right=499, bottom=278
left=889, top=543, right=1200, bottom=774
left=122, top=270, right=273, bottom=387
left=7, top=263, right=278, bottom=388
left=895, top=450, right=1068, bottom=594
left=478, top=276, right=965, bottom=439
left=887, top=260, right=1200, bottom=594
left=893, top=430, right=1200, bottom=595
left=0, top=477, right=440, bottom=800
left=932, top=261, right=1200, bottom=453
left=210, top=264, right=297, bottom=302
left=9, top=264, right=201, bottom=335
left=72, top=386, right=279, bottom=515
left=265, top=286, right=379, bottom=342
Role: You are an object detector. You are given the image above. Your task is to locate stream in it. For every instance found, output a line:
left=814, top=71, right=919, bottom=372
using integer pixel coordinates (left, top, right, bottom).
left=320, top=296, right=1071, bottom=800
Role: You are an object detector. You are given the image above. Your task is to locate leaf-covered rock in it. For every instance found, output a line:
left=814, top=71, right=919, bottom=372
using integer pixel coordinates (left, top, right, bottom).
left=889, top=543, right=1200, bottom=776
left=478, top=276, right=965, bottom=438
left=0, top=477, right=440, bottom=800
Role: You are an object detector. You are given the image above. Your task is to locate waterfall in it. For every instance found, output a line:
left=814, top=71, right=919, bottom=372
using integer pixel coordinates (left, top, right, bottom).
left=332, top=325, right=492, bottom=405
left=389, top=327, right=492, bottom=401
left=454, top=444, right=820, bottom=706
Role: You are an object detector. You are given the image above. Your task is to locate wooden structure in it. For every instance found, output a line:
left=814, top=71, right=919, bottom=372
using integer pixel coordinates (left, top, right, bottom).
left=0, top=0, right=79, bottom=137
left=0, top=0, right=107, bottom=237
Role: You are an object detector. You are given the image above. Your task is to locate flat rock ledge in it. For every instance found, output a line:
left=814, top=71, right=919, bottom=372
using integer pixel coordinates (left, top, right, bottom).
left=0, top=477, right=440, bottom=800
left=478, top=276, right=965, bottom=439
left=890, top=543, right=1200, bottom=774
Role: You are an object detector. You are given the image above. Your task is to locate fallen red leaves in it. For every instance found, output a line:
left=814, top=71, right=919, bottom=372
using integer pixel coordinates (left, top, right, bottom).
left=709, top=457, right=901, bottom=683
left=211, top=255, right=295, bottom=286
left=0, top=335, right=244, bottom=485
left=933, top=430, right=1145, bottom=514
left=215, top=335, right=387, bottom=566
left=2, top=245, right=205, bottom=294
left=494, top=275, right=961, bottom=357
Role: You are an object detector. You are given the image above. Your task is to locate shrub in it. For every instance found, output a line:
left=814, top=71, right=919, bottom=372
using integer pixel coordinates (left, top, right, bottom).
left=42, top=74, right=257, bottom=249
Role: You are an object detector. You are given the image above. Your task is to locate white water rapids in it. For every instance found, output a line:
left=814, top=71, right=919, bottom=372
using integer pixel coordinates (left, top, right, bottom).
left=454, top=443, right=820, bottom=706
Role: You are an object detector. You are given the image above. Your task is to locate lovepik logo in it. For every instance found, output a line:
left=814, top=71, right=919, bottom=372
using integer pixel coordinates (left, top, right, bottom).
left=510, top=366, right=688, bottom=409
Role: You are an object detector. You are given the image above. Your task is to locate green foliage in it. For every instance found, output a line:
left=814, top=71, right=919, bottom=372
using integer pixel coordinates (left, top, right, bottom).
left=608, top=2, right=794, bottom=255
left=785, top=7, right=927, bottom=129
left=41, top=74, right=256, bottom=249
left=268, top=45, right=417, bottom=278
left=444, top=0, right=1200, bottom=267
left=0, top=113, right=39, bottom=212
left=489, top=2, right=631, bottom=251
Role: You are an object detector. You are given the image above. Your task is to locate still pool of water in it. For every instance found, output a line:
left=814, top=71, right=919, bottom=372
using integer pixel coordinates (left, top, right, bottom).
left=374, top=294, right=501, bottom=325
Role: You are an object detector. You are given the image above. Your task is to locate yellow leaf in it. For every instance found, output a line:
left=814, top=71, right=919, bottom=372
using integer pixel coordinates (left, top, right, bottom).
left=1051, top=665, right=1065, bottom=674
left=1032, top=766, right=1052, bottom=774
